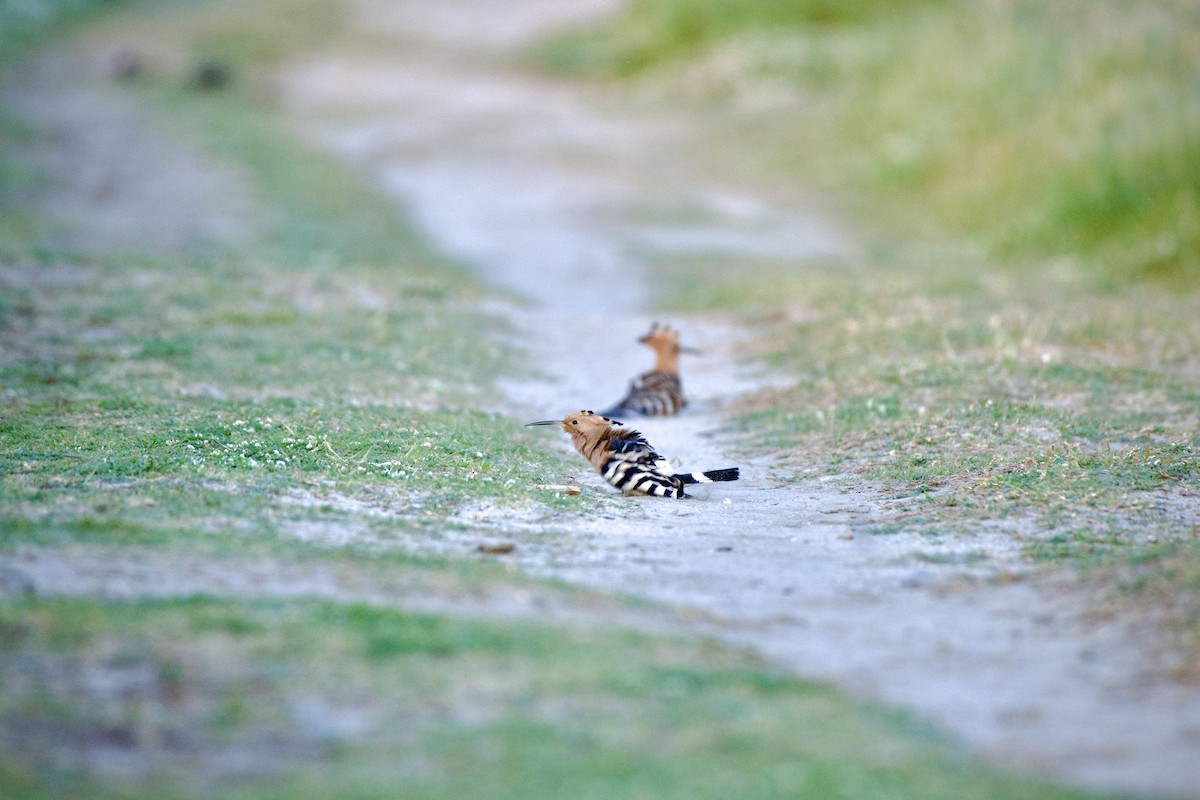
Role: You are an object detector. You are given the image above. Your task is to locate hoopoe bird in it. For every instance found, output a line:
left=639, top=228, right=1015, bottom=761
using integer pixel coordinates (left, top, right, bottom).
left=599, top=323, right=697, bottom=419
left=527, top=411, right=739, bottom=498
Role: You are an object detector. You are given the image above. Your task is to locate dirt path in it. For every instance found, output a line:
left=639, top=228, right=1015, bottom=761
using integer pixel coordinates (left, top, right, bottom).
left=4, top=3, right=1196, bottom=796
left=276, top=1, right=1200, bottom=796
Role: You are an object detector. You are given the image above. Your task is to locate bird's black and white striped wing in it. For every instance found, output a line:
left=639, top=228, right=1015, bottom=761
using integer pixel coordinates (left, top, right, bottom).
left=600, top=430, right=685, bottom=498
left=600, top=371, right=686, bottom=418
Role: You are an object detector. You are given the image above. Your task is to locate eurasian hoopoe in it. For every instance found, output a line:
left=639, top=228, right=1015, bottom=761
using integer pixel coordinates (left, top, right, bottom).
left=527, top=411, right=739, bottom=498
left=599, top=323, right=697, bottom=419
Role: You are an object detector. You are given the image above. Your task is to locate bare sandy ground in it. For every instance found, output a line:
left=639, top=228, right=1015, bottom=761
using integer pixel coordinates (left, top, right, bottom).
left=3, top=1, right=1198, bottom=797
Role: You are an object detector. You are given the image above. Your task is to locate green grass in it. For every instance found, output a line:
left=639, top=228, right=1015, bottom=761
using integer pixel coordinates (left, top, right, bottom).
left=0, top=596, right=1109, bottom=800
left=722, top=278, right=1199, bottom=550
left=539, top=0, right=1200, bottom=287
left=0, top=400, right=575, bottom=548
left=0, top=0, right=585, bottom=533
left=536, top=0, right=941, bottom=75
left=0, top=0, right=135, bottom=65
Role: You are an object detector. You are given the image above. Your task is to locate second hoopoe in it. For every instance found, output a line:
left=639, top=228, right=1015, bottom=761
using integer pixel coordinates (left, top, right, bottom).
left=527, top=411, right=738, bottom=498
left=599, top=323, right=696, bottom=419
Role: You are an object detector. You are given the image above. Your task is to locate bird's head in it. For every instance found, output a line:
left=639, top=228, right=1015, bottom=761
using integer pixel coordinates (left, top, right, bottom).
left=639, top=322, right=700, bottom=358
left=526, top=410, right=620, bottom=441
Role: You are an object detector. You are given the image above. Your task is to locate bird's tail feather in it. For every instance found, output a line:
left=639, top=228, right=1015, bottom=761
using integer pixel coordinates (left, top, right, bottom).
left=677, top=467, right=739, bottom=484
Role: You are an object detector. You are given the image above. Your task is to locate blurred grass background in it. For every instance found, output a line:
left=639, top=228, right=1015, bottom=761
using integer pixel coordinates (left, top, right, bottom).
left=539, top=0, right=1200, bottom=287
left=0, top=0, right=131, bottom=62
left=1, top=595, right=1104, bottom=800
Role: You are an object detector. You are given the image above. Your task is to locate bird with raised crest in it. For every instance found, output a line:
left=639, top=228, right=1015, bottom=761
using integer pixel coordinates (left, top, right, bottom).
left=527, top=411, right=739, bottom=498
left=599, top=323, right=697, bottom=419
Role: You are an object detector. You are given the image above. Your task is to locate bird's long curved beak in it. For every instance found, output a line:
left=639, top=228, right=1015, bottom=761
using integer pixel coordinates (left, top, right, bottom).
left=679, top=346, right=703, bottom=355
left=525, top=420, right=559, bottom=427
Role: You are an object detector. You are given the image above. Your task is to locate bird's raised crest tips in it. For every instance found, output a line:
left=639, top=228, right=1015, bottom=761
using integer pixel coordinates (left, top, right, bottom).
left=639, top=322, right=701, bottom=355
